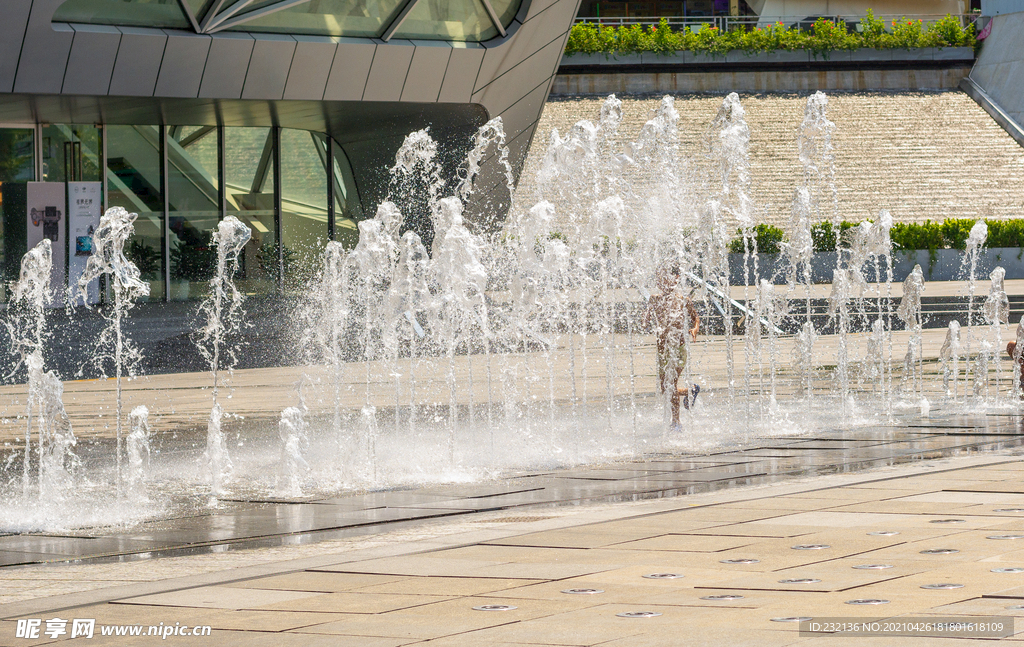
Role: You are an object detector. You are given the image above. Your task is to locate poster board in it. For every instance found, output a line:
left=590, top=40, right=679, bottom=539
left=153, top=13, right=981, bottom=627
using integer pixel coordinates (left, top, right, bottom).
left=26, top=182, right=66, bottom=303
left=68, top=182, right=102, bottom=305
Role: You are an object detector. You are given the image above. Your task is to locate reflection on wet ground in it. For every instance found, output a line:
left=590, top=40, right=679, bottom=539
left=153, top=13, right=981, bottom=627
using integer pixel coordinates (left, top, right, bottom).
left=2, top=410, right=1020, bottom=568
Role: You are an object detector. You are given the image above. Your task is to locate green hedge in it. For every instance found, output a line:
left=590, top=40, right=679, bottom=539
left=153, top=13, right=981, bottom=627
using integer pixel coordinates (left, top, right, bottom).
left=728, top=218, right=1024, bottom=254
left=565, top=12, right=975, bottom=58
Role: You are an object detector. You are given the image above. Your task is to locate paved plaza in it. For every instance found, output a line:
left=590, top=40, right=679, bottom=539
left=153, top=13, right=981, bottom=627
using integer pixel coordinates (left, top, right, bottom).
left=2, top=279, right=1024, bottom=644
left=2, top=410, right=1024, bottom=645
left=2, top=441, right=1024, bottom=645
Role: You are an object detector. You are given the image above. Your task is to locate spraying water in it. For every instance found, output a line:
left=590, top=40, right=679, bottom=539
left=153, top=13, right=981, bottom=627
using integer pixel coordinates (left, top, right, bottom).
left=961, top=221, right=988, bottom=390
left=275, top=405, right=310, bottom=498
left=983, top=266, right=1009, bottom=398
left=941, top=320, right=963, bottom=401
left=126, top=405, right=151, bottom=490
left=196, top=216, right=252, bottom=496
left=75, top=207, right=151, bottom=496
left=5, top=240, right=54, bottom=498
left=897, top=264, right=926, bottom=403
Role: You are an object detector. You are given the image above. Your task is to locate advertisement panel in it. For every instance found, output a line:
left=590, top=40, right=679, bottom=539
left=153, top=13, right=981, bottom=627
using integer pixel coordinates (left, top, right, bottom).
left=26, top=182, right=66, bottom=301
left=68, top=182, right=103, bottom=305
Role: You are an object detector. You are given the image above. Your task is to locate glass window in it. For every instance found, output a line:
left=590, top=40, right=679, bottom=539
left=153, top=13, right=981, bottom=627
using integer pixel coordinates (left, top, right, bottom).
left=391, top=0, right=497, bottom=41
left=280, top=128, right=328, bottom=290
left=489, top=0, right=523, bottom=27
left=107, top=125, right=165, bottom=301
left=42, top=125, right=101, bottom=183
left=332, top=144, right=363, bottom=249
left=228, top=0, right=406, bottom=37
left=0, top=128, right=35, bottom=299
left=224, top=127, right=276, bottom=296
left=168, top=126, right=220, bottom=301
left=183, top=0, right=217, bottom=19
left=53, top=0, right=191, bottom=29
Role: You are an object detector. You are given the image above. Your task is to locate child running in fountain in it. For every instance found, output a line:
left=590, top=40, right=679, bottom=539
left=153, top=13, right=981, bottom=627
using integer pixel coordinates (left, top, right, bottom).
left=643, top=264, right=701, bottom=429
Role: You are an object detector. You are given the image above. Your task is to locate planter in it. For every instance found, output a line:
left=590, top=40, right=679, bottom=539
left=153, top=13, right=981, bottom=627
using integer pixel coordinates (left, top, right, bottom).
left=933, top=46, right=975, bottom=60
left=640, top=51, right=688, bottom=65
left=561, top=46, right=973, bottom=68
left=728, top=248, right=1024, bottom=286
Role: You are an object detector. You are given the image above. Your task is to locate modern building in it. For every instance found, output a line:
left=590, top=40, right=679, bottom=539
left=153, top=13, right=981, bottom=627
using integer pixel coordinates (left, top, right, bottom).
left=0, top=0, right=580, bottom=302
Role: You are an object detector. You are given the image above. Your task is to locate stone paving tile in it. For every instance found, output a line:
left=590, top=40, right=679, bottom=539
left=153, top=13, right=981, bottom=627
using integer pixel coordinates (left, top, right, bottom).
left=693, top=568, right=913, bottom=594
left=114, top=585, right=323, bottom=610
left=479, top=527, right=692, bottom=549
left=252, top=591, right=455, bottom=614
left=224, top=571, right=405, bottom=592
left=190, top=608, right=344, bottom=632
left=349, top=576, right=529, bottom=597
left=655, top=523, right=823, bottom=538
left=826, top=500, right=997, bottom=515
left=598, top=630, right=810, bottom=647
left=440, top=603, right=768, bottom=644
left=593, top=533, right=758, bottom=553
left=293, top=596, right=586, bottom=640
left=717, top=497, right=851, bottom=511
left=311, top=556, right=508, bottom=578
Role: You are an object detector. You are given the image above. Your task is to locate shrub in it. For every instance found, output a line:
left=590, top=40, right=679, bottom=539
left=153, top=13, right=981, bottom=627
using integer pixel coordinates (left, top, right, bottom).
left=807, top=18, right=858, bottom=58
left=890, top=221, right=945, bottom=251
left=987, top=219, right=1024, bottom=248
left=724, top=218, right=1024, bottom=255
left=860, top=9, right=889, bottom=48
left=939, top=218, right=977, bottom=249
left=927, top=13, right=973, bottom=47
left=809, top=221, right=857, bottom=252
left=729, top=224, right=786, bottom=254
left=563, top=12, right=976, bottom=57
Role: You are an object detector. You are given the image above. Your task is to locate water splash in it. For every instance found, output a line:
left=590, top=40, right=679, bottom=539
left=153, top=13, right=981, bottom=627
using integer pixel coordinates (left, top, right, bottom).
left=5, top=240, right=53, bottom=497
left=897, top=264, right=926, bottom=401
left=941, top=320, right=963, bottom=402
left=275, top=406, right=310, bottom=498
left=126, top=405, right=151, bottom=490
left=76, top=207, right=151, bottom=495
left=984, top=266, right=1010, bottom=396
left=961, top=220, right=988, bottom=390
left=196, top=216, right=252, bottom=496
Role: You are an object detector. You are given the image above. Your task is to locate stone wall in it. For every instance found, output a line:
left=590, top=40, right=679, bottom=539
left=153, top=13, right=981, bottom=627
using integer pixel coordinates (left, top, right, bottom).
left=513, top=92, right=1024, bottom=234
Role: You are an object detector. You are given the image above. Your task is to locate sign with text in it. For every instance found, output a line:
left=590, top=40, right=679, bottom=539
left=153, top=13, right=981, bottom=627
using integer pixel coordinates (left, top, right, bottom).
left=68, top=182, right=102, bottom=305
left=26, top=182, right=66, bottom=302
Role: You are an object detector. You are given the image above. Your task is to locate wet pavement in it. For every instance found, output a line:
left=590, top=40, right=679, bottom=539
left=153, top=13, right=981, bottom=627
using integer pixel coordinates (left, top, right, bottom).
left=2, top=410, right=1021, bottom=570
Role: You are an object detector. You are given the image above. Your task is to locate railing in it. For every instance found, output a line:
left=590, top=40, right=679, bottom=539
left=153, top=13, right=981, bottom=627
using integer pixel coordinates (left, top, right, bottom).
left=573, top=14, right=983, bottom=32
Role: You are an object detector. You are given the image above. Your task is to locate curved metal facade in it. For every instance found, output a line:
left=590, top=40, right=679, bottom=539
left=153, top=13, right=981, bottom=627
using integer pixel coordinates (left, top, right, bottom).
left=0, top=0, right=580, bottom=230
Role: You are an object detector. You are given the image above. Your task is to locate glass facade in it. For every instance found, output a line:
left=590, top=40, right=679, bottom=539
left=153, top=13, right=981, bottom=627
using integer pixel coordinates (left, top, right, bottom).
left=53, top=0, right=192, bottom=29
left=107, top=125, right=166, bottom=301
left=53, top=0, right=524, bottom=42
left=392, top=0, right=499, bottom=41
left=225, top=127, right=277, bottom=297
left=41, top=125, right=101, bottom=184
left=232, top=0, right=407, bottom=37
left=0, top=128, right=34, bottom=296
left=0, top=123, right=362, bottom=302
left=280, top=129, right=328, bottom=288
left=168, top=126, right=220, bottom=301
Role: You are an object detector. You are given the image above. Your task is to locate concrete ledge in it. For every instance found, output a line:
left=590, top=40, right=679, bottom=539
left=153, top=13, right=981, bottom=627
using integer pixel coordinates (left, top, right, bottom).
left=960, top=76, right=1024, bottom=148
left=552, top=66, right=971, bottom=94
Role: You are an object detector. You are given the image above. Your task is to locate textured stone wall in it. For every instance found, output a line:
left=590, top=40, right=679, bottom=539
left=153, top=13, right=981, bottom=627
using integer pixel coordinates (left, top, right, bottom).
left=513, top=91, right=1024, bottom=234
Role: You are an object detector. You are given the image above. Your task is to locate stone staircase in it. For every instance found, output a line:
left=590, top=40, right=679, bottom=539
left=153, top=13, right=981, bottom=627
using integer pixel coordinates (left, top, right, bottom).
left=513, top=91, right=1024, bottom=235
